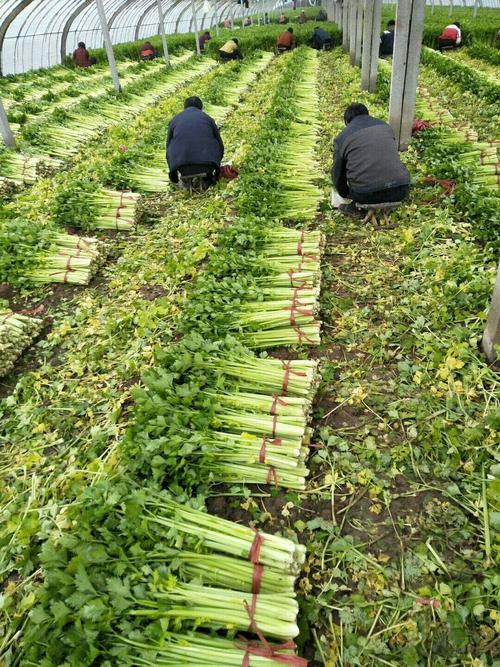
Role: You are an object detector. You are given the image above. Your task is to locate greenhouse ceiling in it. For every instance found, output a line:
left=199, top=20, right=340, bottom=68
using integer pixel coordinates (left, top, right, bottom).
left=0, top=0, right=499, bottom=75
left=0, top=0, right=249, bottom=75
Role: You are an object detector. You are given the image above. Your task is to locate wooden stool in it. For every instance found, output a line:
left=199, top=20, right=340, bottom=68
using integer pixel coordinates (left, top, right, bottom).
left=356, top=202, right=402, bottom=226
left=178, top=172, right=211, bottom=195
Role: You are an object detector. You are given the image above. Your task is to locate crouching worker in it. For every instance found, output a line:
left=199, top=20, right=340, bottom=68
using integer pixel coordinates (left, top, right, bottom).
left=311, top=26, right=332, bottom=50
left=219, top=38, right=243, bottom=62
left=277, top=28, right=295, bottom=53
left=332, top=103, right=411, bottom=218
left=166, top=97, right=224, bottom=191
left=140, top=41, right=157, bottom=60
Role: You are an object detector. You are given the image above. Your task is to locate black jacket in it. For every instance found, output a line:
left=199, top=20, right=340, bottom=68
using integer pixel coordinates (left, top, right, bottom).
left=332, top=115, right=410, bottom=198
left=166, top=107, right=224, bottom=181
left=311, top=28, right=331, bottom=48
left=380, top=29, right=395, bottom=56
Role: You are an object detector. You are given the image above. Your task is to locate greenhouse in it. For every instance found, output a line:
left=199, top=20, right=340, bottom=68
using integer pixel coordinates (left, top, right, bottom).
left=0, top=0, right=499, bottom=665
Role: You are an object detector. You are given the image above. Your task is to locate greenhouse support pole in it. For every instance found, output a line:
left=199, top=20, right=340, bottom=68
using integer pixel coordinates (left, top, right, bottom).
left=342, top=0, right=350, bottom=50
left=431, top=0, right=435, bottom=14
left=354, top=0, right=363, bottom=67
left=361, top=0, right=382, bottom=92
left=482, top=264, right=500, bottom=364
left=349, top=0, right=357, bottom=64
left=191, top=0, right=202, bottom=55
left=472, top=0, right=480, bottom=18
left=448, top=0, right=453, bottom=17
left=388, top=0, right=425, bottom=151
left=0, top=98, right=15, bottom=148
left=156, top=0, right=170, bottom=66
left=213, top=0, right=219, bottom=34
left=95, top=0, right=122, bottom=92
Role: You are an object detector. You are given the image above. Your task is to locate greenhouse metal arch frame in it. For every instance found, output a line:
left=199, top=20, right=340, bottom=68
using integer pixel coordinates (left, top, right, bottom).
left=0, top=0, right=259, bottom=76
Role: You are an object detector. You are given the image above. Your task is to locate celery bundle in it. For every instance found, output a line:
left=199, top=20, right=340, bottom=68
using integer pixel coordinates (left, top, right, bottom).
left=0, top=309, right=43, bottom=376
left=124, top=335, right=319, bottom=490
left=20, top=483, right=307, bottom=664
left=27, top=233, right=105, bottom=284
left=0, top=151, right=61, bottom=185
left=115, top=631, right=304, bottom=666
left=183, top=225, right=323, bottom=348
left=90, top=189, right=139, bottom=231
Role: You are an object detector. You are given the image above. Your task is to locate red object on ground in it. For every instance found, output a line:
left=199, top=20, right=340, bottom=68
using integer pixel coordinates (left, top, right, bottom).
left=220, top=165, right=239, bottom=179
left=412, top=119, right=433, bottom=134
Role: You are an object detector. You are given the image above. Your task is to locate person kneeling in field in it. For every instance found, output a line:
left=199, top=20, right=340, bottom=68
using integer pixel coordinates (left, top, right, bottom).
left=438, top=22, right=462, bottom=52
left=277, top=28, right=295, bottom=53
left=332, top=103, right=411, bottom=219
left=219, top=38, right=244, bottom=62
left=166, top=97, right=224, bottom=191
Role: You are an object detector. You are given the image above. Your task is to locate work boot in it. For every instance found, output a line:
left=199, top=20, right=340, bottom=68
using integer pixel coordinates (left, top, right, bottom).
left=339, top=202, right=364, bottom=219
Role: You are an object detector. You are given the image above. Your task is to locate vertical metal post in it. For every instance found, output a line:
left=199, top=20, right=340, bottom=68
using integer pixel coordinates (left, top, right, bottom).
left=349, top=0, right=357, bottom=63
left=156, top=0, right=170, bottom=66
left=354, top=0, right=363, bottom=67
left=361, top=0, right=382, bottom=91
left=431, top=0, right=435, bottom=14
left=191, top=0, right=202, bottom=55
left=95, top=0, right=121, bottom=92
left=472, top=0, right=479, bottom=18
left=448, top=0, right=453, bottom=17
left=342, top=0, right=350, bottom=50
left=388, top=0, right=426, bottom=150
left=0, top=98, right=15, bottom=148
left=213, top=0, right=219, bottom=34
left=482, top=264, right=500, bottom=364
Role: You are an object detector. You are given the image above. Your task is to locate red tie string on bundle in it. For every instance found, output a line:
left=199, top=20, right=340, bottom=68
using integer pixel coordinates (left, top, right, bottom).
left=285, top=292, right=314, bottom=328
left=269, top=394, right=288, bottom=416
left=296, top=230, right=317, bottom=262
left=287, top=269, right=308, bottom=290
left=281, top=360, right=306, bottom=396
left=237, top=636, right=308, bottom=667
left=259, top=435, right=282, bottom=464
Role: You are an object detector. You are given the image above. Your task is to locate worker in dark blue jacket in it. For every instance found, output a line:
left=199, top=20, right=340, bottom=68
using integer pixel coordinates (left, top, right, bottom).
left=166, top=96, right=224, bottom=188
left=332, top=103, right=410, bottom=218
left=311, top=26, right=332, bottom=49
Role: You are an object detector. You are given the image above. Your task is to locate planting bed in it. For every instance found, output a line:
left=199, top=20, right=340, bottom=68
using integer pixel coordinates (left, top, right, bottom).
left=0, top=14, right=499, bottom=667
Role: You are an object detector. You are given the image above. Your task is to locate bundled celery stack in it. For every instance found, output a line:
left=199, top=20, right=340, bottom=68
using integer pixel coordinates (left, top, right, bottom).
left=0, top=152, right=61, bottom=186
left=415, top=90, right=499, bottom=192
left=20, top=483, right=307, bottom=664
left=88, top=189, right=139, bottom=231
left=123, top=334, right=319, bottom=490
left=128, top=53, right=274, bottom=193
left=0, top=308, right=43, bottom=376
left=276, top=50, right=322, bottom=221
left=183, top=223, right=323, bottom=348
left=27, top=233, right=105, bottom=285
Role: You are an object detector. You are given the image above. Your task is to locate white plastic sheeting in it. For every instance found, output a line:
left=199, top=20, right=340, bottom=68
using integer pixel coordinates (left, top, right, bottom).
left=0, top=0, right=264, bottom=75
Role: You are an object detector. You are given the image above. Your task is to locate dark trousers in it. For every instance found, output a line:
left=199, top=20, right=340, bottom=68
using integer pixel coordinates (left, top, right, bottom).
left=351, top=184, right=410, bottom=205
left=220, top=51, right=237, bottom=62
left=438, top=38, right=457, bottom=51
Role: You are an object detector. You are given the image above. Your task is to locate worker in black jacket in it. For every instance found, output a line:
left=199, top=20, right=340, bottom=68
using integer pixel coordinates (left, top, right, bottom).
left=380, top=20, right=395, bottom=57
left=332, top=103, right=410, bottom=218
left=166, top=97, right=224, bottom=189
left=311, top=26, right=332, bottom=49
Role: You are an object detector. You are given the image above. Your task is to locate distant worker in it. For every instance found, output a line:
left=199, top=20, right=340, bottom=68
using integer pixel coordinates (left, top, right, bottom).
left=243, top=16, right=252, bottom=27
left=278, top=13, right=288, bottom=24
left=223, top=17, right=232, bottom=28
left=332, top=103, right=411, bottom=218
left=140, top=41, right=157, bottom=60
left=315, top=8, right=328, bottom=21
left=380, top=20, right=395, bottom=57
left=219, top=37, right=243, bottom=62
left=438, top=21, right=462, bottom=51
left=298, top=10, right=307, bottom=24
left=166, top=96, right=224, bottom=190
left=277, top=28, right=295, bottom=53
left=199, top=31, right=211, bottom=52
left=292, top=0, right=297, bottom=10
left=311, top=26, right=332, bottom=50
left=73, top=42, right=91, bottom=68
